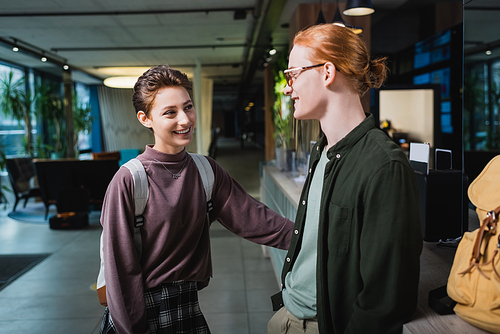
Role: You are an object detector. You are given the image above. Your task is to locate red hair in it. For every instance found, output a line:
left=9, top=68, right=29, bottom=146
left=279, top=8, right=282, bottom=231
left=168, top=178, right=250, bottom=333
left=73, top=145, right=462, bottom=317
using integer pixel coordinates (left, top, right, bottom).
left=293, top=24, right=388, bottom=96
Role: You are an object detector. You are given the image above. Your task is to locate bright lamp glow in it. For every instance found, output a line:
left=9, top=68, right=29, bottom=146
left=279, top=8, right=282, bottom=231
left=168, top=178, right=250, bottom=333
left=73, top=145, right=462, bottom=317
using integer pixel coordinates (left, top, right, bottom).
left=103, top=76, right=139, bottom=89
left=343, top=0, right=375, bottom=16
left=350, top=27, right=363, bottom=34
left=343, top=7, right=374, bottom=16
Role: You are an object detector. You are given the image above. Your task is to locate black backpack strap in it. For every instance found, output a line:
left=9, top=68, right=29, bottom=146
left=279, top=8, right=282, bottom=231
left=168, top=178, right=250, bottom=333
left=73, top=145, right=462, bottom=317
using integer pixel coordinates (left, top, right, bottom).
left=428, top=285, right=456, bottom=315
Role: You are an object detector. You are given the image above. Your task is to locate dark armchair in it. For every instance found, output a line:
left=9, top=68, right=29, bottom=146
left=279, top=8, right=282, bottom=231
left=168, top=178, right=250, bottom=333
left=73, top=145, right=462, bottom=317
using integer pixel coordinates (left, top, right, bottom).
left=6, top=157, right=42, bottom=212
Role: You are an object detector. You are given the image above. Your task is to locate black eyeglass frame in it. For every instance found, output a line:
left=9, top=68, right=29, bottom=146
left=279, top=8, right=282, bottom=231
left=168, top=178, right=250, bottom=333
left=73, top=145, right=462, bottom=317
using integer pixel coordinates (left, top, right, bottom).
left=283, top=63, right=326, bottom=86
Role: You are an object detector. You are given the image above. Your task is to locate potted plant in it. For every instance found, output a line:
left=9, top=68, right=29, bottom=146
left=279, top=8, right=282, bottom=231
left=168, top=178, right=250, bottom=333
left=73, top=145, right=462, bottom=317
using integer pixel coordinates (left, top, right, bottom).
left=0, top=71, right=35, bottom=156
left=272, top=56, right=292, bottom=171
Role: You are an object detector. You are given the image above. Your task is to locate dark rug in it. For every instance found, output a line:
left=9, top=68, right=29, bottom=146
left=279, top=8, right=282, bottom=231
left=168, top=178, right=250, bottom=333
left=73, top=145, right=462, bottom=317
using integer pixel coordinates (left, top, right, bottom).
left=7, top=203, right=101, bottom=225
left=0, top=254, right=50, bottom=291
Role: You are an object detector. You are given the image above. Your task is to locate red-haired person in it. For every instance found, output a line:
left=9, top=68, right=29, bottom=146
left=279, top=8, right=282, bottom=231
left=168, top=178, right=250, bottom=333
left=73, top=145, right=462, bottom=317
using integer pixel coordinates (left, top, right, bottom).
left=267, top=24, right=422, bottom=334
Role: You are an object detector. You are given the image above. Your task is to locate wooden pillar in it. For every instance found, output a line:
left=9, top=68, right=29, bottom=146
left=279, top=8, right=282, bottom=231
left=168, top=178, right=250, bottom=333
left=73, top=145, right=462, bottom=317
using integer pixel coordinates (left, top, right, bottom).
left=435, top=2, right=463, bottom=33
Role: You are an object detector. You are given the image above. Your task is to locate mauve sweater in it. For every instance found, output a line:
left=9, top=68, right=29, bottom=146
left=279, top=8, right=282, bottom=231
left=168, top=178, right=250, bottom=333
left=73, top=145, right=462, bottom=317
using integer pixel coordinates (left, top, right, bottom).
left=101, top=145, right=293, bottom=334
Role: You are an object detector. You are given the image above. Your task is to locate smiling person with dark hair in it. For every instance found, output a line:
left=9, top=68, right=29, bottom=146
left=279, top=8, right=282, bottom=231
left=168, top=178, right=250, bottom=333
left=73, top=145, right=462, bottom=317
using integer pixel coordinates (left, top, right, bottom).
left=99, top=65, right=294, bottom=334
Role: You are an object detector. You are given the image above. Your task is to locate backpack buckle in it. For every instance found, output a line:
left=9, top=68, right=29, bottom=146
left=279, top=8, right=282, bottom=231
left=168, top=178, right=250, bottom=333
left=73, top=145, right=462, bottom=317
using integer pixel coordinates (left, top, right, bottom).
left=134, top=215, right=144, bottom=228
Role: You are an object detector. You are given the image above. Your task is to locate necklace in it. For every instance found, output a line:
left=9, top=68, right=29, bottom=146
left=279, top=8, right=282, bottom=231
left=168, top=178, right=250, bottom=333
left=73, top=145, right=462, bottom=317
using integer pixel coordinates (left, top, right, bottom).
left=153, top=157, right=188, bottom=179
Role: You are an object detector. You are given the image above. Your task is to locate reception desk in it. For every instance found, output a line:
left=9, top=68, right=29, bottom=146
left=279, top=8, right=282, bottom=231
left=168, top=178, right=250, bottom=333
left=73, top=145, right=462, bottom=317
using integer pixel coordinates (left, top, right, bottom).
left=34, top=158, right=120, bottom=218
left=261, top=165, right=301, bottom=282
left=260, top=165, right=487, bottom=333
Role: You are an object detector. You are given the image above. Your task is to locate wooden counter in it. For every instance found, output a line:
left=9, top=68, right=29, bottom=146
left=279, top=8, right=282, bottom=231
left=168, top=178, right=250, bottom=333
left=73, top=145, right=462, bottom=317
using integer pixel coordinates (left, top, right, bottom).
left=261, top=165, right=489, bottom=333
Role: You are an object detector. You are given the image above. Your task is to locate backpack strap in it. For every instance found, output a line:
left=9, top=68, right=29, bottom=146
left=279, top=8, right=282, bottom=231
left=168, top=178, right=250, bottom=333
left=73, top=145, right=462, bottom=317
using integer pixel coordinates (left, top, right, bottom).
left=189, top=153, right=214, bottom=220
left=122, top=158, right=149, bottom=258
left=96, top=159, right=148, bottom=304
left=96, top=154, right=213, bottom=303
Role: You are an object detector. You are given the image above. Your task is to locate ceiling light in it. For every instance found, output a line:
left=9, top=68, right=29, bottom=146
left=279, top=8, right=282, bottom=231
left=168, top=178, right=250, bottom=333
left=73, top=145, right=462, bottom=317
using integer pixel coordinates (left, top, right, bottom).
left=269, top=48, right=277, bottom=56
left=41, top=56, right=47, bottom=62
left=95, top=67, right=151, bottom=76
left=12, top=46, right=19, bottom=52
left=103, top=76, right=139, bottom=89
left=332, top=1, right=363, bottom=34
left=343, top=0, right=375, bottom=16
left=63, top=64, right=70, bottom=70
left=350, top=27, right=363, bottom=34
left=486, top=50, right=492, bottom=56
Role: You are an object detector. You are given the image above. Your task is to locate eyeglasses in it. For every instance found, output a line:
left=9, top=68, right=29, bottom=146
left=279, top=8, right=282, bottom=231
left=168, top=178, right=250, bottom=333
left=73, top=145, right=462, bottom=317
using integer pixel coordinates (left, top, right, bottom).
left=283, top=63, right=325, bottom=86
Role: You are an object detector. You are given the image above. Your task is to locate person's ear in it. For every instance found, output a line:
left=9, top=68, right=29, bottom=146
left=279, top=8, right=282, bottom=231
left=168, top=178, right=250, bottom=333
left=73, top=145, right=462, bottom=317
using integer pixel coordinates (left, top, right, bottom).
left=324, top=62, right=337, bottom=86
left=137, top=111, right=152, bottom=129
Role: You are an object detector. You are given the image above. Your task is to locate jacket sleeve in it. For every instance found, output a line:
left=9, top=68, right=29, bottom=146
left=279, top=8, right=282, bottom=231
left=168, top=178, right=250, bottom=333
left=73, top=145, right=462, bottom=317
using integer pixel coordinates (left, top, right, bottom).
left=207, top=157, right=294, bottom=250
left=101, top=168, right=151, bottom=334
left=345, top=161, right=422, bottom=334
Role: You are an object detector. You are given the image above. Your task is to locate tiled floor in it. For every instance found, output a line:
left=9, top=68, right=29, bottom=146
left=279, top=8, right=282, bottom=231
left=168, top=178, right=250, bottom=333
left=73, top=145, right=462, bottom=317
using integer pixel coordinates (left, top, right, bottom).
left=0, top=138, right=280, bottom=334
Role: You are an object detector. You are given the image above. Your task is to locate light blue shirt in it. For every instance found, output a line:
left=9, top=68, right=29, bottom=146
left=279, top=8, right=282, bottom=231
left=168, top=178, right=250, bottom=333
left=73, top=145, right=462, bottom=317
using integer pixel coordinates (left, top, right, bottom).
left=282, top=148, right=329, bottom=319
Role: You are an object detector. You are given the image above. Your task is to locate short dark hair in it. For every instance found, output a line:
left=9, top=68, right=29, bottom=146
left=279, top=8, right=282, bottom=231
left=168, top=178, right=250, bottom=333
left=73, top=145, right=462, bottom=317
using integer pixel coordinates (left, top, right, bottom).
left=132, top=65, right=192, bottom=117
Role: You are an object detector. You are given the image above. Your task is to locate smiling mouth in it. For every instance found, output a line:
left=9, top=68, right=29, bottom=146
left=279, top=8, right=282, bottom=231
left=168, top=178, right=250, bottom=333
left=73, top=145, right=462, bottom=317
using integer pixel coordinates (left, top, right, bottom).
left=174, top=127, right=191, bottom=134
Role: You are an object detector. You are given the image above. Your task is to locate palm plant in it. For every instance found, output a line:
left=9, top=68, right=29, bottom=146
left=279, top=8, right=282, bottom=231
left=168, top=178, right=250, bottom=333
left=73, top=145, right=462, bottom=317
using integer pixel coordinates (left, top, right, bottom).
left=0, top=71, right=35, bottom=156
left=272, top=56, right=292, bottom=150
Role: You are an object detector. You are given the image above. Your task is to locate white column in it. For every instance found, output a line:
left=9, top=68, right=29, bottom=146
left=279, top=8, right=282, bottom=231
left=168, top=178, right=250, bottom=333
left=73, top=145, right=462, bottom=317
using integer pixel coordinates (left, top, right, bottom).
left=200, top=78, right=213, bottom=155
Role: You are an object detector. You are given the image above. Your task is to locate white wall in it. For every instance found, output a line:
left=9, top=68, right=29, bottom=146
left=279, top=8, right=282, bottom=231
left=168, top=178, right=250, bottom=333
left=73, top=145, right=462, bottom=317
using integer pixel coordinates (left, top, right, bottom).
left=379, top=89, right=435, bottom=147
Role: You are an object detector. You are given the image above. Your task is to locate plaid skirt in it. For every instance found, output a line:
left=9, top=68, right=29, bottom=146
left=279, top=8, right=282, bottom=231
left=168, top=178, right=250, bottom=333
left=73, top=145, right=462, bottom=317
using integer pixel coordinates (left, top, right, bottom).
left=100, top=281, right=210, bottom=334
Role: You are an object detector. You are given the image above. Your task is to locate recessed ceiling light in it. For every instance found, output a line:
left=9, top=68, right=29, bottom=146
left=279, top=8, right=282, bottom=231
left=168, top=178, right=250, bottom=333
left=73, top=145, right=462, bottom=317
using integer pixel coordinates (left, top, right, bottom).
left=103, top=76, right=140, bottom=89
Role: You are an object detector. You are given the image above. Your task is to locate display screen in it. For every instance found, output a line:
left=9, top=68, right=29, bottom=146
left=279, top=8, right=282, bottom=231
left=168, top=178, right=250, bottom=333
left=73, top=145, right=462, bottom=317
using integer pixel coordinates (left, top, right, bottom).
left=414, top=30, right=451, bottom=69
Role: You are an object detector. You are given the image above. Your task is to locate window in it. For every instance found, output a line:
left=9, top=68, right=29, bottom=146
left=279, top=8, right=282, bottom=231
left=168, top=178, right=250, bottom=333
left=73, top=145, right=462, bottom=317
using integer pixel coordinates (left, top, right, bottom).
left=0, top=64, right=35, bottom=156
left=74, top=82, right=92, bottom=152
left=464, top=59, right=500, bottom=150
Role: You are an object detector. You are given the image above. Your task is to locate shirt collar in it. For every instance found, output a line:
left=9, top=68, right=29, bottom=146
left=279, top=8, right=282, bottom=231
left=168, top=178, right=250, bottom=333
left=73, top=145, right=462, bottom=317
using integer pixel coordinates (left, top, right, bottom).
left=316, top=113, right=376, bottom=161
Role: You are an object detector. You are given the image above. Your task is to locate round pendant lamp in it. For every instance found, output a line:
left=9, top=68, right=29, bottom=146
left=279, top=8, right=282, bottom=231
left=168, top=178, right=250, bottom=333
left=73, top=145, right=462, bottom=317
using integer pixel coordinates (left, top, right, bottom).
left=343, top=0, right=375, bottom=16
left=332, top=0, right=363, bottom=35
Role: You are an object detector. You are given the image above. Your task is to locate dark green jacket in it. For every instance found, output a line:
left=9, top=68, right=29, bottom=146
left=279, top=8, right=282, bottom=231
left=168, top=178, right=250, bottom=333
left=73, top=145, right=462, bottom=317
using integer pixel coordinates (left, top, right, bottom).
left=281, top=114, right=422, bottom=334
